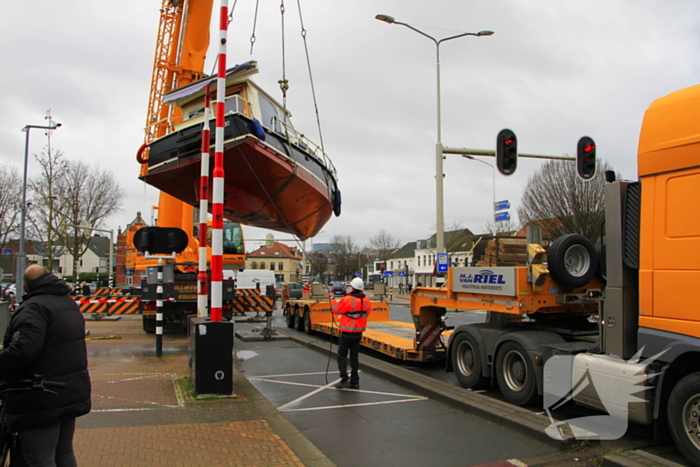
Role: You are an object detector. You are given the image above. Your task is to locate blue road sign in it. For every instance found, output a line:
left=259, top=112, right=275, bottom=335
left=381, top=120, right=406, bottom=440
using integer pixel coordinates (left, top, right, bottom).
left=494, top=200, right=510, bottom=211
left=382, top=271, right=393, bottom=278
left=494, top=212, right=511, bottom=222
left=355, top=271, right=362, bottom=276
left=437, top=253, right=449, bottom=274
left=398, top=270, right=406, bottom=277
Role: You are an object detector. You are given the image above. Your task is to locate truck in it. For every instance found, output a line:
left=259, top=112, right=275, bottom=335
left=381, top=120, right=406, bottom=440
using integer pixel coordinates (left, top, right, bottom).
left=424, top=85, right=700, bottom=464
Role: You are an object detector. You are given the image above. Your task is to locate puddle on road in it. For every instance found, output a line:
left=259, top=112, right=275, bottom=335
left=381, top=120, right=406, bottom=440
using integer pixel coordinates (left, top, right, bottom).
left=235, top=350, right=258, bottom=361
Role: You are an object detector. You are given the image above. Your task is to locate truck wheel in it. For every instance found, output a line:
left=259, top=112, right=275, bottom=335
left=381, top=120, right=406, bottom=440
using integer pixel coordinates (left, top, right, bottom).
left=452, top=333, right=489, bottom=389
left=303, top=309, right=313, bottom=335
left=285, top=305, right=295, bottom=328
left=548, top=234, right=598, bottom=288
left=668, top=372, right=700, bottom=466
left=142, top=315, right=156, bottom=334
left=496, top=341, right=540, bottom=406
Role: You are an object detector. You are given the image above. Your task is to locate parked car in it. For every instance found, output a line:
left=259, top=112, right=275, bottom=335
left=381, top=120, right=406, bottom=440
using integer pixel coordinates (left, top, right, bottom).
left=287, top=282, right=304, bottom=299
left=330, top=281, right=346, bottom=296
left=277, top=282, right=304, bottom=300
left=364, top=281, right=375, bottom=291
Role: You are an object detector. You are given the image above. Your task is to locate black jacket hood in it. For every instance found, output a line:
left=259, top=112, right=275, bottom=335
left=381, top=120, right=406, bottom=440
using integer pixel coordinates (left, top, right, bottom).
left=23, top=273, right=71, bottom=301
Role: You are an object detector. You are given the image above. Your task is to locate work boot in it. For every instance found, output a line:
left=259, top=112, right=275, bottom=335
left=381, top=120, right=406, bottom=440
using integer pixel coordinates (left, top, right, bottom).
left=334, top=380, right=350, bottom=389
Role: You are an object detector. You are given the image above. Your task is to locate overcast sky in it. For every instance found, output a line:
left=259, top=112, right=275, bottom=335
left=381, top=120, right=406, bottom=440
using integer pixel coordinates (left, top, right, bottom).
left=2, top=1, right=699, bottom=253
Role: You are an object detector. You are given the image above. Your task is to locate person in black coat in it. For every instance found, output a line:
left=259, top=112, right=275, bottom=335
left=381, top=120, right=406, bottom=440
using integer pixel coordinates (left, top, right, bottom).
left=0, top=264, right=91, bottom=466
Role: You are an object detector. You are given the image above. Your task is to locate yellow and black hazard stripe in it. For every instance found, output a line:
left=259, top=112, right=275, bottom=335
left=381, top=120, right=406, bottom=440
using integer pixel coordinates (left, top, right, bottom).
left=76, top=298, right=141, bottom=315
left=94, top=288, right=124, bottom=296
left=230, top=289, right=274, bottom=315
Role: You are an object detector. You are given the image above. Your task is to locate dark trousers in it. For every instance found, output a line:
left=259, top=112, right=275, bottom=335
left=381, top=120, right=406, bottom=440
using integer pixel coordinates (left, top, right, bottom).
left=18, top=418, right=77, bottom=467
left=337, top=332, right=362, bottom=384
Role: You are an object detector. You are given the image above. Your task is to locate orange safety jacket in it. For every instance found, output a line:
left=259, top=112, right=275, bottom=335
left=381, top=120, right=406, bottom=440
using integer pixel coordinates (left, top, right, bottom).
left=330, top=292, right=371, bottom=333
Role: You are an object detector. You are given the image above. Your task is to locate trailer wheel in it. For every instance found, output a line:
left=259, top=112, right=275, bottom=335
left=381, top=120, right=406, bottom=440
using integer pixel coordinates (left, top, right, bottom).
left=668, top=372, right=700, bottom=466
left=295, top=309, right=305, bottom=332
left=452, top=333, right=489, bottom=389
left=496, top=341, right=540, bottom=406
left=548, top=234, right=598, bottom=288
left=285, top=306, right=295, bottom=328
left=303, top=309, right=313, bottom=335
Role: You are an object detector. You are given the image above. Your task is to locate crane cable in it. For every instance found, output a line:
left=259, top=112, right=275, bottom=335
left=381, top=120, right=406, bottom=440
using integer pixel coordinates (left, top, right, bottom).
left=249, top=0, right=260, bottom=55
left=295, top=0, right=334, bottom=206
left=296, top=0, right=325, bottom=154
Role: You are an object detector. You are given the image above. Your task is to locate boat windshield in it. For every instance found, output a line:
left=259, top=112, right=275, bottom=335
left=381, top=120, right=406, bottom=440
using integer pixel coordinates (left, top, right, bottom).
left=258, top=94, right=292, bottom=133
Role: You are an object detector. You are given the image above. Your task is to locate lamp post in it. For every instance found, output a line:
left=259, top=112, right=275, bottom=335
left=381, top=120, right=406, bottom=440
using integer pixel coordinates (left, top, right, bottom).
left=16, top=122, right=62, bottom=300
left=463, top=155, right=496, bottom=236
left=375, top=14, right=493, bottom=254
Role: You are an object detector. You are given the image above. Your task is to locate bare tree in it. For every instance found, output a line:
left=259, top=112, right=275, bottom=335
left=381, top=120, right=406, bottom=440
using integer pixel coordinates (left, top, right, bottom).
left=0, top=165, right=22, bottom=250
left=480, top=218, right=520, bottom=237
left=27, top=149, right=69, bottom=271
left=58, top=161, right=124, bottom=278
left=369, top=229, right=399, bottom=261
left=517, top=159, right=612, bottom=244
left=310, top=251, right=328, bottom=281
left=330, top=235, right=357, bottom=280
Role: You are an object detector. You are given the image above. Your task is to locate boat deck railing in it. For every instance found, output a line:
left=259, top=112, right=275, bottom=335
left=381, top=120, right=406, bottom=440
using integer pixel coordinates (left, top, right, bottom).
left=270, top=116, right=338, bottom=180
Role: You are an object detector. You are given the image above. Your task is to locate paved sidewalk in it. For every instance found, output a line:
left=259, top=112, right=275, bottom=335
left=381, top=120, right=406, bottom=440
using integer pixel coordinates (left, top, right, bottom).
left=75, top=317, right=333, bottom=467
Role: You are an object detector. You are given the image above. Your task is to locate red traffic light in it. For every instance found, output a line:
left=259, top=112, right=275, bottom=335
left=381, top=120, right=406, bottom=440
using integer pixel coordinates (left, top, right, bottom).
left=496, top=129, right=518, bottom=176
left=576, top=136, right=597, bottom=180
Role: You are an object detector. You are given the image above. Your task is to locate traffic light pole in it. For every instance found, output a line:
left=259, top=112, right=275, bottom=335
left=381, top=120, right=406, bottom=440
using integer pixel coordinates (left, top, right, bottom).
left=443, top=146, right=575, bottom=161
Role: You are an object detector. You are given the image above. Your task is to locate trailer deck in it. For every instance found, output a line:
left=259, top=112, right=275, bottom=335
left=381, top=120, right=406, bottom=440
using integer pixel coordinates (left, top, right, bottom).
left=284, top=297, right=450, bottom=362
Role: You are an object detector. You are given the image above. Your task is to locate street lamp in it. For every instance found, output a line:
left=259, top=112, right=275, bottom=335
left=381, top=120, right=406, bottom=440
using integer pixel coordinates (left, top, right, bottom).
left=463, top=155, right=496, bottom=236
left=16, top=122, right=62, bottom=301
left=376, top=14, right=493, bottom=254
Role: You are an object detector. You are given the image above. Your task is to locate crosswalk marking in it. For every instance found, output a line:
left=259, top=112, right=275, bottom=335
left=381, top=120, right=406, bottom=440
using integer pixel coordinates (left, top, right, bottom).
left=248, top=372, right=428, bottom=413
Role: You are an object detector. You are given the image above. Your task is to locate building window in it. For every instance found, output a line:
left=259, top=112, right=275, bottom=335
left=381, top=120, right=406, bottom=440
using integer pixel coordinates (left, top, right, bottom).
left=270, top=262, right=275, bottom=271
left=251, top=261, right=258, bottom=269
left=418, top=257, right=421, bottom=267
left=260, top=262, right=266, bottom=269
left=279, top=262, right=283, bottom=271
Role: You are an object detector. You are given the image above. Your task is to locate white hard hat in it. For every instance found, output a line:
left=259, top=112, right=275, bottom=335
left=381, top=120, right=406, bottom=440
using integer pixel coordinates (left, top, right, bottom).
left=350, top=277, right=364, bottom=291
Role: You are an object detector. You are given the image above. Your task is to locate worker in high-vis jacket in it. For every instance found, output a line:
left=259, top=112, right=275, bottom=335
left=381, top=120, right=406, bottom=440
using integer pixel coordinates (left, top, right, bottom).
left=329, top=277, right=372, bottom=389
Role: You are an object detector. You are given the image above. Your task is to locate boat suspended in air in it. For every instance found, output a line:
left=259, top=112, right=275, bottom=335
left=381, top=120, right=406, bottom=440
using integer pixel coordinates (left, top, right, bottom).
left=139, top=60, right=341, bottom=241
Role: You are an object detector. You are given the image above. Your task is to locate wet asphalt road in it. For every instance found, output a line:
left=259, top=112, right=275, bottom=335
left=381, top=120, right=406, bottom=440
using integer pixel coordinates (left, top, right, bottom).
left=231, top=300, right=690, bottom=467
left=231, top=309, right=558, bottom=467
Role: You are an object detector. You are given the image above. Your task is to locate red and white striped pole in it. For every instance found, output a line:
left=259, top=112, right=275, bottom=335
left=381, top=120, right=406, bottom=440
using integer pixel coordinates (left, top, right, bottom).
left=197, top=85, right=212, bottom=318
left=211, top=0, right=228, bottom=322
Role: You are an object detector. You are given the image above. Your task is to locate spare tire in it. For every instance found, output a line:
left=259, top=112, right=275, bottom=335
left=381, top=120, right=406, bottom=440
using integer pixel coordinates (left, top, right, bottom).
left=548, top=234, right=598, bottom=288
left=595, top=238, right=606, bottom=284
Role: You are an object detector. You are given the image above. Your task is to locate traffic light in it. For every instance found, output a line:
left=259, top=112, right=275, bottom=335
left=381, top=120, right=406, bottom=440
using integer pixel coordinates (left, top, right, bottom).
left=496, top=129, right=518, bottom=175
left=577, top=136, right=597, bottom=180
left=133, top=227, right=188, bottom=254
left=57, top=266, right=62, bottom=273
left=95, top=267, right=99, bottom=273
left=378, top=262, right=385, bottom=271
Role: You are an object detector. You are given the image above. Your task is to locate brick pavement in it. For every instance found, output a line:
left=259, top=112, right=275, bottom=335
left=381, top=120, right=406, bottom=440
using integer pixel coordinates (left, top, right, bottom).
left=75, top=316, right=333, bottom=467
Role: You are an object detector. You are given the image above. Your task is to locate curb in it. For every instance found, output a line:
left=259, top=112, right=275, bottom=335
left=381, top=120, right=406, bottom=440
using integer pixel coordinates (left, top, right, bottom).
left=602, top=447, right=689, bottom=467
left=234, top=367, right=336, bottom=467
